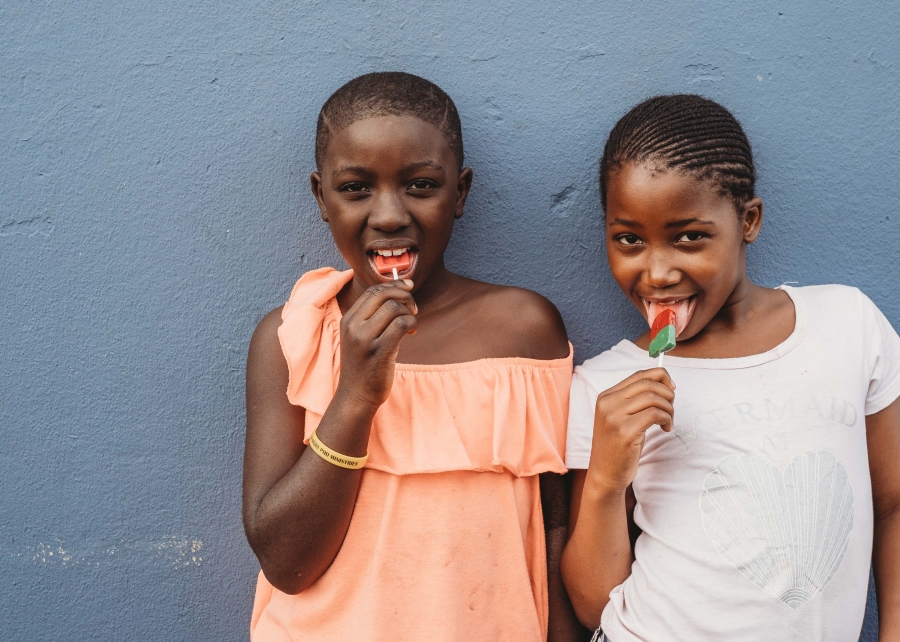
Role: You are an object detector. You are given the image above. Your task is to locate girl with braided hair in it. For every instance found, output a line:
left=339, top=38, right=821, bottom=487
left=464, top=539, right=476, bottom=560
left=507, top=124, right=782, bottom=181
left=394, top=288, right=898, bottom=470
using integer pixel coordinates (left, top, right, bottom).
left=562, top=94, right=900, bottom=641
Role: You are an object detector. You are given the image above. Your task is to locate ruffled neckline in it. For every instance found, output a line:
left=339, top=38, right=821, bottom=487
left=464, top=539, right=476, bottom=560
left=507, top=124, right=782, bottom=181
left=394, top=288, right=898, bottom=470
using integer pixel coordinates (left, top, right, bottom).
left=277, top=267, right=572, bottom=476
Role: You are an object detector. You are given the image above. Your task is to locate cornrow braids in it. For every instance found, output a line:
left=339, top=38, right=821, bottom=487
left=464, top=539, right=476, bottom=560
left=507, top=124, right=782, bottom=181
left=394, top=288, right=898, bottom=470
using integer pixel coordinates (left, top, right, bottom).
left=315, top=72, right=464, bottom=170
left=600, top=94, right=755, bottom=211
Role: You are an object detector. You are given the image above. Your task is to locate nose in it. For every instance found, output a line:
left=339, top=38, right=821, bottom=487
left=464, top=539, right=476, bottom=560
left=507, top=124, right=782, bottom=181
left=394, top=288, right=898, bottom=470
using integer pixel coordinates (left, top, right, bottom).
left=368, top=190, right=411, bottom=233
left=642, top=247, right=681, bottom=289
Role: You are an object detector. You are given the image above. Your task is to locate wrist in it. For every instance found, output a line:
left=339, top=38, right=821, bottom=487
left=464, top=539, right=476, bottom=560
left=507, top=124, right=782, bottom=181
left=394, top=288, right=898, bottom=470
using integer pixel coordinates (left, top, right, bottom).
left=315, top=387, right=379, bottom=458
left=583, top=469, right=629, bottom=502
left=332, top=384, right=382, bottom=418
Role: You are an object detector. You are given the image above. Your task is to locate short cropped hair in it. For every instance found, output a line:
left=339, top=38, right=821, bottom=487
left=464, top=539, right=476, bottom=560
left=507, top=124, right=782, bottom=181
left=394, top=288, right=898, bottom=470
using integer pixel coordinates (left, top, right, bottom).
left=600, top=94, right=755, bottom=211
left=315, top=72, right=464, bottom=170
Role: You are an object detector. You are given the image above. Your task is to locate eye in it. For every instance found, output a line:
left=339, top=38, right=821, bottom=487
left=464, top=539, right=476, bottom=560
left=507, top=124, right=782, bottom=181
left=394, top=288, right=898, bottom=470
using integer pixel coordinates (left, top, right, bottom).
left=615, top=234, right=643, bottom=246
left=676, top=231, right=707, bottom=243
left=338, top=182, right=369, bottom=193
left=408, top=179, right=438, bottom=191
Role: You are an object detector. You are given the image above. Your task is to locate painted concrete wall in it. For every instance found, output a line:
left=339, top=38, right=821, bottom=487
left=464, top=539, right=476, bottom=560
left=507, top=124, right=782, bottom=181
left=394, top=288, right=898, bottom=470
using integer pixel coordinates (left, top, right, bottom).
left=2, top=0, right=897, bottom=639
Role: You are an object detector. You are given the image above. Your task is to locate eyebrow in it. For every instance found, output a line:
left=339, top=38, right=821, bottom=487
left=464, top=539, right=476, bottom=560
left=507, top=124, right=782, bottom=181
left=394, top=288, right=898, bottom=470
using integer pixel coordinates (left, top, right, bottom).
left=331, top=160, right=443, bottom=177
left=403, top=160, right=443, bottom=171
left=332, top=165, right=371, bottom=177
left=610, top=217, right=717, bottom=229
left=664, top=218, right=716, bottom=229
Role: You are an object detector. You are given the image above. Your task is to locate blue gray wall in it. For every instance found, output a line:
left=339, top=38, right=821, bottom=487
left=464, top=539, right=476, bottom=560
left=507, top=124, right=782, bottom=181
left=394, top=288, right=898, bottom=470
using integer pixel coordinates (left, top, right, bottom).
left=2, top=1, right=896, bottom=639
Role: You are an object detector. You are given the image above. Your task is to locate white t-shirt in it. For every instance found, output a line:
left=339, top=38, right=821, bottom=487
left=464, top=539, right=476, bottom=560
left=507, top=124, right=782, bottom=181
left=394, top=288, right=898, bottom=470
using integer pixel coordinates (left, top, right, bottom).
left=566, top=285, right=900, bottom=642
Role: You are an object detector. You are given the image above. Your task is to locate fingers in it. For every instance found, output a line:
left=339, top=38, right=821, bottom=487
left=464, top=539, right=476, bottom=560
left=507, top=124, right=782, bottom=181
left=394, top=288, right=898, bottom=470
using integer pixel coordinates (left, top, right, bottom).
left=595, top=390, right=674, bottom=433
left=629, top=406, right=675, bottom=433
left=341, top=281, right=418, bottom=348
left=597, top=377, right=674, bottom=409
left=594, top=370, right=677, bottom=436
left=364, top=294, right=418, bottom=341
left=617, top=380, right=675, bottom=406
left=620, top=390, right=674, bottom=420
left=347, top=281, right=417, bottom=321
left=377, top=311, right=419, bottom=348
left=603, top=368, right=675, bottom=395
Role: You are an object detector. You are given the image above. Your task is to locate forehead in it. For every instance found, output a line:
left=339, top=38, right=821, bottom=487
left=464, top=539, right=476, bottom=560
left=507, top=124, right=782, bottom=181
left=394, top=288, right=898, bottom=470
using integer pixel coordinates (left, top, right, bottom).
left=606, top=163, right=738, bottom=222
left=321, top=115, right=455, bottom=171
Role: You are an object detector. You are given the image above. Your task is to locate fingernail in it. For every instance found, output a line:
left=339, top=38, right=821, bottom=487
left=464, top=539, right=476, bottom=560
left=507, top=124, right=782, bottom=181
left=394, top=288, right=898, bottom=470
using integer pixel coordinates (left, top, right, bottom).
left=413, top=303, right=419, bottom=314
left=402, top=279, right=414, bottom=287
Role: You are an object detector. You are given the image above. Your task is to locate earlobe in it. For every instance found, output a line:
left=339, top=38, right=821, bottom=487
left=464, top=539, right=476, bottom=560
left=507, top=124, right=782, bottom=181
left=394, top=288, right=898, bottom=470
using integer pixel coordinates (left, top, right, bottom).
left=743, top=197, right=764, bottom=244
left=455, top=167, right=474, bottom=219
left=310, top=171, right=328, bottom=222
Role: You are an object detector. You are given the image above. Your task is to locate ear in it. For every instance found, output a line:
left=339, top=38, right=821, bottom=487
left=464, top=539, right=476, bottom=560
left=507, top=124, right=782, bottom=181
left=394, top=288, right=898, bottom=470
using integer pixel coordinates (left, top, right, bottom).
left=310, top=171, right=328, bottom=222
left=741, top=197, right=764, bottom=244
left=454, top=167, right=474, bottom=219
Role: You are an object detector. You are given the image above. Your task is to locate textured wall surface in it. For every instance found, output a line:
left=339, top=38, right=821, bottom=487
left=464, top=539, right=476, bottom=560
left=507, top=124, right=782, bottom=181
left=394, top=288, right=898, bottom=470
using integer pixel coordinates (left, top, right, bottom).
left=2, top=0, right=898, bottom=639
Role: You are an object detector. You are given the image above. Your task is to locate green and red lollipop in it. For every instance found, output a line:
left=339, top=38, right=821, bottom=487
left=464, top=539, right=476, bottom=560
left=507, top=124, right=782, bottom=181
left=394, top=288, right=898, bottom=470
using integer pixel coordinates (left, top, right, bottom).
left=649, top=309, right=677, bottom=366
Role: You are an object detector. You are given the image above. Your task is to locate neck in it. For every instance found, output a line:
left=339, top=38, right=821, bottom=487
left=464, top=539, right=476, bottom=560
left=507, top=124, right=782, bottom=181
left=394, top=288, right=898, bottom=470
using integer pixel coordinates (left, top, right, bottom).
left=671, top=270, right=795, bottom=359
left=709, top=275, right=763, bottom=330
left=407, top=260, right=462, bottom=309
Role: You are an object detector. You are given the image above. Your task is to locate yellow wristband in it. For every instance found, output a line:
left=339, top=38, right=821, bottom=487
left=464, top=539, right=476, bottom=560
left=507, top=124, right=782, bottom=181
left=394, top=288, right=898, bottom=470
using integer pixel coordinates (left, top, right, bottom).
left=308, top=430, right=368, bottom=470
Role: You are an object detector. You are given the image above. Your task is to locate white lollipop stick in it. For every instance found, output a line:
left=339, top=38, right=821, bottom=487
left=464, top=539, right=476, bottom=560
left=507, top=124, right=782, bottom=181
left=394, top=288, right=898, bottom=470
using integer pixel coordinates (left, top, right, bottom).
left=392, top=267, right=399, bottom=280
left=658, top=352, right=664, bottom=368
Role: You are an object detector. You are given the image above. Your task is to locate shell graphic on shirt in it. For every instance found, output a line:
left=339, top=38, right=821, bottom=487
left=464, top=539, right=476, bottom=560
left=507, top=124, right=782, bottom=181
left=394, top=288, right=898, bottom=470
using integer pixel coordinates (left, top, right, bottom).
left=699, top=450, right=853, bottom=609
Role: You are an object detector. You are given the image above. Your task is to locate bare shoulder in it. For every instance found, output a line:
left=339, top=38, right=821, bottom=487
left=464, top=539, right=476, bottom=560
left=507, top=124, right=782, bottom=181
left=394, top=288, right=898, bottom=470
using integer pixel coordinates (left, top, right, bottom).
left=248, top=305, right=286, bottom=372
left=250, top=305, right=284, bottom=350
left=471, top=282, right=569, bottom=360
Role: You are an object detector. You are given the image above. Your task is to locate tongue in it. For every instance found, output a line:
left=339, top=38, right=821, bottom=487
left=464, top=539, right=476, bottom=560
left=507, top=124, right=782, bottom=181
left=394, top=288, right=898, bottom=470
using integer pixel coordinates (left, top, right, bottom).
left=374, top=252, right=411, bottom=275
left=647, top=299, right=693, bottom=337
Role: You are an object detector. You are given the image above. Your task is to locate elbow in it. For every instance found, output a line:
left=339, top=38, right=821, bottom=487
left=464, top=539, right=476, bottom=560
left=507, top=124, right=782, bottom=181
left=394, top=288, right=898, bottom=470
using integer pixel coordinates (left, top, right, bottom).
left=243, top=515, right=317, bottom=596
left=261, top=567, right=313, bottom=596
left=251, top=540, right=318, bottom=596
left=560, top=545, right=606, bottom=630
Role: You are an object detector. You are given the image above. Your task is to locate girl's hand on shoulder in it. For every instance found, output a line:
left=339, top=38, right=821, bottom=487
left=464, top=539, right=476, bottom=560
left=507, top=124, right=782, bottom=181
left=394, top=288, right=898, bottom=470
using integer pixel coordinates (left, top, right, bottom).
left=588, top=368, right=675, bottom=492
left=336, top=280, right=417, bottom=410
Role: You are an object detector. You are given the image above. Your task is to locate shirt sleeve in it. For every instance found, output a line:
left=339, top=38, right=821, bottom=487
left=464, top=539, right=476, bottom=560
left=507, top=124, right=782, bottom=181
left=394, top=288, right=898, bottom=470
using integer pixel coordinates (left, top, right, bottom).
left=862, top=293, right=900, bottom=415
left=565, top=367, right=600, bottom=469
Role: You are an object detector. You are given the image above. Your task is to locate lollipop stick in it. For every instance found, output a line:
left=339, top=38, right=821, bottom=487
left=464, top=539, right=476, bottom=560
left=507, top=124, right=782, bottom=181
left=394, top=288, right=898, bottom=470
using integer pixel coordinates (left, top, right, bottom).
left=658, top=352, right=664, bottom=368
left=392, top=267, right=399, bottom=281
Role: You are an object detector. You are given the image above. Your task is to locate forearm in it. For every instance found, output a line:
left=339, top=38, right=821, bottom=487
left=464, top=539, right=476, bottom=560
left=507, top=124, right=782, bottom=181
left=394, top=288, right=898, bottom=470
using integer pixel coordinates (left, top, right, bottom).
left=246, top=391, right=376, bottom=594
left=875, top=506, right=900, bottom=641
left=542, top=473, right=589, bottom=642
left=561, top=475, right=633, bottom=630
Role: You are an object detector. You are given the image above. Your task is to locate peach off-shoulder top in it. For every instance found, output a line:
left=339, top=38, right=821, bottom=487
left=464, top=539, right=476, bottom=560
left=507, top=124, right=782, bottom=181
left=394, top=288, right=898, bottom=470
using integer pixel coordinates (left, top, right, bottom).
left=250, top=268, right=572, bottom=642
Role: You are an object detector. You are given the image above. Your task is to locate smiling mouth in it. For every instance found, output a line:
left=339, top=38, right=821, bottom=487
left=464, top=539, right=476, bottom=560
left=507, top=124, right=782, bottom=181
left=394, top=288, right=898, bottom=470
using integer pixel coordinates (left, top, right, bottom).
left=642, top=296, right=697, bottom=337
left=368, top=247, right=418, bottom=281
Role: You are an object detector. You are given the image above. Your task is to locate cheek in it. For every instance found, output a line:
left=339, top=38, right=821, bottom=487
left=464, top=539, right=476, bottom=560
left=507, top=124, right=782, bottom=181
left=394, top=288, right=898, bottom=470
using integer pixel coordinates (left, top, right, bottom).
left=688, top=255, right=723, bottom=282
left=325, top=215, right=366, bottom=259
left=414, top=202, right=456, bottom=245
left=686, top=247, right=742, bottom=300
left=605, top=245, right=637, bottom=280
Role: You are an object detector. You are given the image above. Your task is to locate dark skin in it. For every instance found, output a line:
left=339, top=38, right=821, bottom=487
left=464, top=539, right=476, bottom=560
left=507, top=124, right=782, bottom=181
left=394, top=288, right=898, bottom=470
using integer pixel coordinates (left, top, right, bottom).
left=561, top=163, right=900, bottom=640
left=243, top=115, right=582, bottom=639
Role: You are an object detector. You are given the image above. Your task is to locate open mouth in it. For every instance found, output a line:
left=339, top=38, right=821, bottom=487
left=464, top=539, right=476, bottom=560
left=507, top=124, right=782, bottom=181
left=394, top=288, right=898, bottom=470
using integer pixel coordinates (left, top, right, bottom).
left=368, top=247, right=418, bottom=281
left=642, top=296, right=697, bottom=337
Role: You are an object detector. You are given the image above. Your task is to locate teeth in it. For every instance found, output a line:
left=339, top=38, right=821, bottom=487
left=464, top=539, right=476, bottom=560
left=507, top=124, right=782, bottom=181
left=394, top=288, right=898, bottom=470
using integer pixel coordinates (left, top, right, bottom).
left=373, top=248, right=409, bottom=256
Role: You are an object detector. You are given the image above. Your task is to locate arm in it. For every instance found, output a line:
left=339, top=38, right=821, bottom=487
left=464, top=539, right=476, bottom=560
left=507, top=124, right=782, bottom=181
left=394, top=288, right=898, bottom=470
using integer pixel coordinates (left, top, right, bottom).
left=562, top=470, right=633, bottom=630
left=561, top=369, right=675, bottom=629
left=542, top=472, right=590, bottom=641
left=867, top=396, right=900, bottom=641
left=242, top=282, right=417, bottom=594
